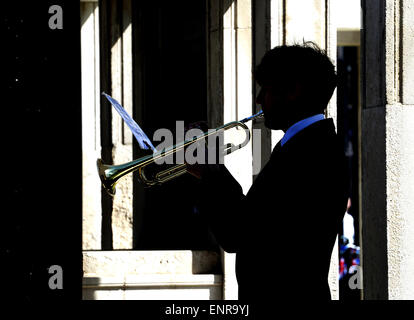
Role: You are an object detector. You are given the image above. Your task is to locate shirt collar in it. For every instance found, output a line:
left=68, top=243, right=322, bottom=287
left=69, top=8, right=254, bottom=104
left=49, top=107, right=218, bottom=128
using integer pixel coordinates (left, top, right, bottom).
left=280, top=114, right=325, bottom=146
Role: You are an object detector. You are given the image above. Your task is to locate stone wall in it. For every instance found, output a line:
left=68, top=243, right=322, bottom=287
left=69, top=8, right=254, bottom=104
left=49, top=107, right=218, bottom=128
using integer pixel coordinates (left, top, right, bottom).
left=82, top=251, right=222, bottom=300
left=362, top=0, right=414, bottom=299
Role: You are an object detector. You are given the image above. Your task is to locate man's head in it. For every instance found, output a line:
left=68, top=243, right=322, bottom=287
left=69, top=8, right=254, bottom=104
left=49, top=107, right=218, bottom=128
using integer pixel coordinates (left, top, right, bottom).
left=255, top=42, right=337, bottom=131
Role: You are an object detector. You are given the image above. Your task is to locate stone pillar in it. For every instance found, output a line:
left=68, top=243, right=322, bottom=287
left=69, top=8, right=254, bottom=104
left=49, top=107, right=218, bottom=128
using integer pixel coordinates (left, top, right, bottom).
left=207, top=0, right=254, bottom=300
left=81, top=0, right=102, bottom=250
left=223, top=0, right=253, bottom=193
left=361, top=0, right=414, bottom=300
left=108, top=0, right=134, bottom=249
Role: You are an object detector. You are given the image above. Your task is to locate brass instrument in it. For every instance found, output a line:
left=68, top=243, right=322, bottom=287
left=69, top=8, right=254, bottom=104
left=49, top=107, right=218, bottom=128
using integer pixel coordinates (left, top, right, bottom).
left=97, top=110, right=264, bottom=196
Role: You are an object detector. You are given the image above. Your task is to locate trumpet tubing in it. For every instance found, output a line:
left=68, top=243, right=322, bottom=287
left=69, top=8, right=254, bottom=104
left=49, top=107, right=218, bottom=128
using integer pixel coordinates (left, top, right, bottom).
left=97, top=110, right=263, bottom=196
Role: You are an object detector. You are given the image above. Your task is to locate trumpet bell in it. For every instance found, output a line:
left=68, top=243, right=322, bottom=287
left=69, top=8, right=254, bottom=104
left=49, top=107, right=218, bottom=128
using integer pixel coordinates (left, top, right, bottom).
left=97, top=154, right=188, bottom=196
left=97, top=158, right=117, bottom=196
left=97, top=154, right=152, bottom=196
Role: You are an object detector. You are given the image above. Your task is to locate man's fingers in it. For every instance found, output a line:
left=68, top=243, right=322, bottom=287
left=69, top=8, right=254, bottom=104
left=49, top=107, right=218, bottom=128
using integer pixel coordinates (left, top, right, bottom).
left=185, top=163, right=203, bottom=179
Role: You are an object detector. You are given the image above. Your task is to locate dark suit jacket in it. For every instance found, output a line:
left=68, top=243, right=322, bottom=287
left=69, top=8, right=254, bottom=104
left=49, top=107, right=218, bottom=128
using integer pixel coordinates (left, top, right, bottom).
left=196, top=118, right=348, bottom=301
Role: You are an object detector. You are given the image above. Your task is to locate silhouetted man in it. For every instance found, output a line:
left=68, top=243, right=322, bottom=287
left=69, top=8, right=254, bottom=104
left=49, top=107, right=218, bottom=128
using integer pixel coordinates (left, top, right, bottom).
left=187, top=42, right=348, bottom=301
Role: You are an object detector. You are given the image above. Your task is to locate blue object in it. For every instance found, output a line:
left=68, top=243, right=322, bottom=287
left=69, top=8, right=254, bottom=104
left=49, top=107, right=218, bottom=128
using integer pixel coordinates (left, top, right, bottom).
left=102, top=92, right=157, bottom=152
left=281, top=114, right=325, bottom=146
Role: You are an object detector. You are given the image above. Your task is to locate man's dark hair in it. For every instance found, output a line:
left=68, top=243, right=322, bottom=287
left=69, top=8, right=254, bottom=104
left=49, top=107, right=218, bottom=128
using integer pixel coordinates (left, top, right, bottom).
left=255, top=42, right=337, bottom=113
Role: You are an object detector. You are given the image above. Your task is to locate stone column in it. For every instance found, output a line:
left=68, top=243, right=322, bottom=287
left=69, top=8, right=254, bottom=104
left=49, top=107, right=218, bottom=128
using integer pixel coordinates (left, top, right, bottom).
left=108, top=0, right=134, bottom=249
left=207, top=0, right=254, bottom=300
left=361, top=0, right=414, bottom=300
left=81, top=0, right=102, bottom=250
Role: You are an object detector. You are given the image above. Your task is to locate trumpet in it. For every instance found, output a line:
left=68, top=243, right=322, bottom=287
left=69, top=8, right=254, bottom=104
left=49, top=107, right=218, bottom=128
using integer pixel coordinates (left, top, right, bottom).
left=97, top=110, right=264, bottom=196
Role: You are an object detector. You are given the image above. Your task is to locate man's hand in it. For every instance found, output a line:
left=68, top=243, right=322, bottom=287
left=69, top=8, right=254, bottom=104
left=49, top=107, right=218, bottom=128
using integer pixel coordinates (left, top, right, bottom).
left=185, top=162, right=205, bottom=179
left=184, top=121, right=223, bottom=179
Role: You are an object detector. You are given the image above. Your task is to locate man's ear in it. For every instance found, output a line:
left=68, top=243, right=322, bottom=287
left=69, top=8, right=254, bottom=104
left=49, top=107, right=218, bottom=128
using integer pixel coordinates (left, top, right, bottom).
left=286, top=81, right=304, bottom=102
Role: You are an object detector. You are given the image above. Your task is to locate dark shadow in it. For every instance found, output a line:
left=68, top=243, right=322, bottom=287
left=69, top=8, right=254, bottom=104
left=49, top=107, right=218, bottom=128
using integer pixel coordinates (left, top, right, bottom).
left=337, top=45, right=362, bottom=300
left=191, top=251, right=222, bottom=275
left=2, top=1, right=82, bottom=301
left=131, top=1, right=219, bottom=251
left=80, top=1, right=95, bottom=28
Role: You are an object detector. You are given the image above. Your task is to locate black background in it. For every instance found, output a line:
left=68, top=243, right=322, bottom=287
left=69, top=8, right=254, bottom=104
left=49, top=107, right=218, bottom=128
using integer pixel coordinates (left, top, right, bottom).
left=2, top=1, right=82, bottom=301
